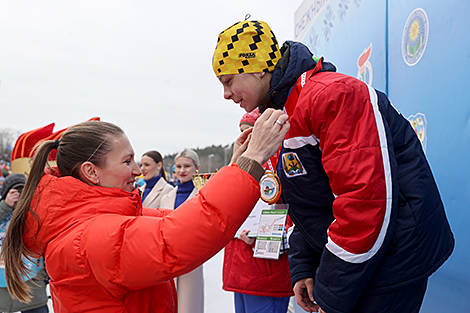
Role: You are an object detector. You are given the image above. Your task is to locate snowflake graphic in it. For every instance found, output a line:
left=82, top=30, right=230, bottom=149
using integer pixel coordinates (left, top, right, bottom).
left=322, top=6, right=335, bottom=42
left=353, top=0, right=361, bottom=7
left=308, top=29, right=320, bottom=56
left=338, top=0, right=350, bottom=21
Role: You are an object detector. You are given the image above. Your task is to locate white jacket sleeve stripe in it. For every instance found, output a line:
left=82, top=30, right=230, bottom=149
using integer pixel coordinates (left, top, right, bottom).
left=325, top=85, right=393, bottom=263
left=284, top=135, right=320, bottom=149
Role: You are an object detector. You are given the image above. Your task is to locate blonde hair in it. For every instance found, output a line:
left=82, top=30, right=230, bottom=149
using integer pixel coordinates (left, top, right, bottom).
left=175, top=149, right=199, bottom=167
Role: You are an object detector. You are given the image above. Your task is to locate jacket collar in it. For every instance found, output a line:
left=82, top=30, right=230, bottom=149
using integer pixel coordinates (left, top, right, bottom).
left=266, top=41, right=337, bottom=110
left=24, top=174, right=142, bottom=256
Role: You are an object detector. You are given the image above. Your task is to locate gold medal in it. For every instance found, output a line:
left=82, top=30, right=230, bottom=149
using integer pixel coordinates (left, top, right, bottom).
left=192, top=170, right=217, bottom=190
left=260, top=170, right=281, bottom=204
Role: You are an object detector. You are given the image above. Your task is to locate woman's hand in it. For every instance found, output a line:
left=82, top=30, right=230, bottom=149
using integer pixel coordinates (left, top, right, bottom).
left=241, top=109, right=289, bottom=165
left=231, top=127, right=253, bottom=164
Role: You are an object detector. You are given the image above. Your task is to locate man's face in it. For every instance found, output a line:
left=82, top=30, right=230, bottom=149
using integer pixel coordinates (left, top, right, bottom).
left=219, top=73, right=269, bottom=112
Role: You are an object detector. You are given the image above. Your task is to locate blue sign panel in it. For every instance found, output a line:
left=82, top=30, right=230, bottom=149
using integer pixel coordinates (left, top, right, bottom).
left=295, top=0, right=387, bottom=92
left=294, top=0, right=470, bottom=310
left=388, top=2, right=470, bottom=311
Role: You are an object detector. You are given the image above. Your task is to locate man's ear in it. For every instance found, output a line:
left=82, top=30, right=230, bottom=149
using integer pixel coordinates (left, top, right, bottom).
left=80, top=161, right=99, bottom=185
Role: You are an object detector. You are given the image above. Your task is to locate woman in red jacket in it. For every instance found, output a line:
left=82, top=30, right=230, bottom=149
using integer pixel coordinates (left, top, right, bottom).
left=1, top=112, right=289, bottom=313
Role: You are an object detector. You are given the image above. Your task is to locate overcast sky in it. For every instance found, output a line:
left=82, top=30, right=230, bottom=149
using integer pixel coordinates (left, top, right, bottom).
left=0, top=0, right=304, bottom=159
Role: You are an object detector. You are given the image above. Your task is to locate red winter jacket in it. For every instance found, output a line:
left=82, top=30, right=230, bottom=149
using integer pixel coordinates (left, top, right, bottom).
left=222, top=230, right=293, bottom=298
left=23, top=164, right=260, bottom=312
left=222, top=151, right=293, bottom=298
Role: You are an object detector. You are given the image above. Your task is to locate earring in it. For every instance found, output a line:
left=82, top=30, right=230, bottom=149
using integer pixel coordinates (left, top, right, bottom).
left=260, top=72, right=265, bottom=78
left=95, top=180, right=99, bottom=186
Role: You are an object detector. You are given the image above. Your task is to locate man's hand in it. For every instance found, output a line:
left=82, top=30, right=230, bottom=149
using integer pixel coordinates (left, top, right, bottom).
left=293, top=278, right=320, bottom=312
left=239, top=230, right=255, bottom=245
left=5, top=189, right=20, bottom=208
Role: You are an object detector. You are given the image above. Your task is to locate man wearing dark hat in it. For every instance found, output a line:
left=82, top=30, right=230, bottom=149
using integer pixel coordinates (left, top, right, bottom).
left=0, top=174, right=50, bottom=313
left=212, top=19, right=454, bottom=313
left=0, top=174, right=26, bottom=220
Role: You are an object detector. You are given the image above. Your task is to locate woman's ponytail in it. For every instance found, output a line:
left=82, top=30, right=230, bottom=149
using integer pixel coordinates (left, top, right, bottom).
left=1, top=120, right=124, bottom=302
left=1, top=140, right=57, bottom=302
left=160, top=167, right=167, bottom=181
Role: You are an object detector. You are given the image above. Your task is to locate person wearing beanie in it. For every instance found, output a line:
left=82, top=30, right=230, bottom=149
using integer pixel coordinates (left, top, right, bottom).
left=213, top=19, right=454, bottom=313
left=0, top=174, right=49, bottom=313
left=0, top=173, right=25, bottom=201
left=239, top=107, right=261, bottom=132
left=0, top=174, right=27, bottom=228
left=160, top=148, right=203, bottom=313
left=139, top=150, right=174, bottom=209
left=221, top=111, right=293, bottom=313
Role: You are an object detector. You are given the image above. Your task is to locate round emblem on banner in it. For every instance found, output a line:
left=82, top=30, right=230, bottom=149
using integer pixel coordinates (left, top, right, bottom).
left=402, top=8, right=429, bottom=66
left=260, top=170, right=281, bottom=204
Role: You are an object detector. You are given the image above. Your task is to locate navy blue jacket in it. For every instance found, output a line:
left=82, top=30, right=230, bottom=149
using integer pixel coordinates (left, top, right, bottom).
left=269, top=41, right=454, bottom=313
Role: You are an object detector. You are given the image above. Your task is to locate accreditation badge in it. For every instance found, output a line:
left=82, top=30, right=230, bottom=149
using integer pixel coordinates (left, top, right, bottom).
left=260, top=170, right=281, bottom=204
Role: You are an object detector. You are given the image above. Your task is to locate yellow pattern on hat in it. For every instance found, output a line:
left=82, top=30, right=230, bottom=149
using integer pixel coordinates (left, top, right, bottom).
left=212, top=20, right=281, bottom=76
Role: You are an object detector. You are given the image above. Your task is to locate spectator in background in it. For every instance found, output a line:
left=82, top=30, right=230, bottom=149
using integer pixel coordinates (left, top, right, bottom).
left=160, top=149, right=203, bottom=313
left=139, top=150, right=174, bottom=209
left=0, top=176, right=5, bottom=199
left=134, top=175, right=145, bottom=189
left=170, top=165, right=178, bottom=186
left=0, top=174, right=49, bottom=313
left=222, top=109, right=293, bottom=313
left=0, top=160, right=9, bottom=177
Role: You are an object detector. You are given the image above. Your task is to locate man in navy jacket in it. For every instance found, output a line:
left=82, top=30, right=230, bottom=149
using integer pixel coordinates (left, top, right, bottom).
left=212, top=19, right=454, bottom=313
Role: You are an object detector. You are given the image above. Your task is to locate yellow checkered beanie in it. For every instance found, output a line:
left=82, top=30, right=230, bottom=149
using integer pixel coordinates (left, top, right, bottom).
left=212, top=20, right=281, bottom=76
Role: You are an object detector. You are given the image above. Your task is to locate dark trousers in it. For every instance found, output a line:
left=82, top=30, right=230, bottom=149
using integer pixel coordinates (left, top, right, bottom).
left=22, top=304, right=49, bottom=313
left=352, top=279, right=428, bottom=313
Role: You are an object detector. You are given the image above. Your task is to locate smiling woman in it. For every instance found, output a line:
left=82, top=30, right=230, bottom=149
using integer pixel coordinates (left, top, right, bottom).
left=80, top=134, right=141, bottom=192
left=0, top=114, right=289, bottom=313
left=160, top=149, right=203, bottom=313
left=139, top=150, right=174, bottom=208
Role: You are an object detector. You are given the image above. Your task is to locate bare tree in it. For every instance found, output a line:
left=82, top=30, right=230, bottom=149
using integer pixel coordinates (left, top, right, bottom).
left=0, top=128, right=20, bottom=161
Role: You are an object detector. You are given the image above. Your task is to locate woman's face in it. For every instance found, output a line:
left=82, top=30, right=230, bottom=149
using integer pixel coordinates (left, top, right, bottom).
left=219, top=73, right=269, bottom=112
left=96, top=135, right=142, bottom=192
left=175, top=156, right=198, bottom=184
left=140, top=155, right=162, bottom=180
